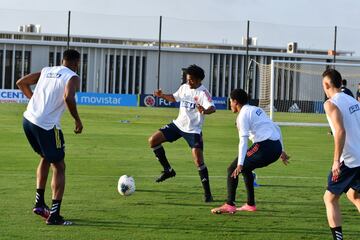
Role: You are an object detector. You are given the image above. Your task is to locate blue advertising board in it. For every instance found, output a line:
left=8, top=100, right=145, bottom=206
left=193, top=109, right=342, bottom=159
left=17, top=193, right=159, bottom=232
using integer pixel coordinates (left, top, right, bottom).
left=212, top=97, right=228, bottom=110
left=76, top=92, right=138, bottom=106
left=0, top=89, right=29, bottom=103
left=139, top=94, right=179, bottom=108
left=140, top=94, right=228, bottom=110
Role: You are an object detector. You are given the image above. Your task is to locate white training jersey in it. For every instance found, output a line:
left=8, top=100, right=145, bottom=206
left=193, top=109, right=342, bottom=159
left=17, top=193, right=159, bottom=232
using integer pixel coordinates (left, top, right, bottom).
left=236, top=105, right=282, bottom=144
left=172, top=84, right=215, bottom=134
left=24, top=66, right=78, bottom=130
left=326, top=92, right=360, bottom=168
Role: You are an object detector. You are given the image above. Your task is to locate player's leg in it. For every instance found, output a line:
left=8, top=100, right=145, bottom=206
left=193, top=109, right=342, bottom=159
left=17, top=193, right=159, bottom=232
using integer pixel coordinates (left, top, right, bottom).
left=22, top=118, right=51, bottom=218
left=149, top=123, right=181, bottom=182
left=211, top=158, right=238, bottom=214
left=238, top=140, right=282, bottom=211
left=346, top=188, right=360, bottom=212
left=191, top=147, right=212, bottom=202
left=323, top=190, right=343, bottom=240
left=39, top=127, right=71, bottom=225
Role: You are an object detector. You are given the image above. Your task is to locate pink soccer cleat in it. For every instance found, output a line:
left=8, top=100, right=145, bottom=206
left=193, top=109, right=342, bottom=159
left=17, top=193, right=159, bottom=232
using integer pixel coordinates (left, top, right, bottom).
left=236, top=204, right=257, bottom=212
left=211, top=203, right=236, bottom=214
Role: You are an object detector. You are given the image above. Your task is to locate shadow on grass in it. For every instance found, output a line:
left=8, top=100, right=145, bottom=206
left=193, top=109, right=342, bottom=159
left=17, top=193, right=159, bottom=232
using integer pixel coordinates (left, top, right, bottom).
left=66, top=218, right=360, bottom=238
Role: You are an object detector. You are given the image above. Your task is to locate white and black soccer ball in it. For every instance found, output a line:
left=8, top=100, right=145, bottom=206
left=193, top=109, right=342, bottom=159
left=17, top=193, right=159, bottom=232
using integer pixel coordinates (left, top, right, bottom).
left=117, top=175, right=135, bottom=196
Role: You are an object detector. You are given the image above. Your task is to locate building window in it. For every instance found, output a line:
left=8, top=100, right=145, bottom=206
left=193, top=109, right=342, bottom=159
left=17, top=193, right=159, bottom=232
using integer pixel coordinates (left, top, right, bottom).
left=81, top=53, right=88, bottom=92
left=4, top=50, right=13, bottom=89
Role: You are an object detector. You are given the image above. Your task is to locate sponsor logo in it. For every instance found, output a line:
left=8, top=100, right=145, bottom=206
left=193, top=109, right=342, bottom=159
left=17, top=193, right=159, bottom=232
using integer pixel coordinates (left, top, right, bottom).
left=349, top=104, right=360, bottom=114
left=288, top=103, right=301, bottom=113
left=180, top=101, right=196, bottom=110
left=256, top=109, right=262, bottom=116
left=46, top=73, right=61, bottom=78
left=144, top=95, right=156, bottom=107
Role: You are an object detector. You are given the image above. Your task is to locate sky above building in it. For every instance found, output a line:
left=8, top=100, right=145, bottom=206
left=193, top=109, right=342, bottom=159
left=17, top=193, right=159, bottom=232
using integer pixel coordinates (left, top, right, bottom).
left=1, top=0, right=360, bottom=54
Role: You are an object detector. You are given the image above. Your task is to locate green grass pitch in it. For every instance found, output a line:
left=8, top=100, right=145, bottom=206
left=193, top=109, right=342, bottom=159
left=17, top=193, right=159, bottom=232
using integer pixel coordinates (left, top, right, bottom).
left=0, top=103, right=358, bottom=239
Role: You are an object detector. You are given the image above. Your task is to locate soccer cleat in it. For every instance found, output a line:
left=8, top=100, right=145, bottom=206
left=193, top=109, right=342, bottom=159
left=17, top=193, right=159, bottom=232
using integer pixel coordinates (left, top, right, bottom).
left=155, top=169, right=176, bottom=182
left=211, top=203, right=236, bottom=214
left=236, top=203, right=257, bottom=212
left=33, top=205, right=50, bottom=219
left=46, top=214, right=73, bottom=226
left=204, top=194, right=214, bottom=203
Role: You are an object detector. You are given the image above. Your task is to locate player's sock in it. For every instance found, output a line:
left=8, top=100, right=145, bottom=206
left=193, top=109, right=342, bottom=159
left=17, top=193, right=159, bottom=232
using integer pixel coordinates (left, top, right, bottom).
left=50, top=199, right=62, bottom=216
left=226, top=160, right=239, bottom=206
left=35, top=189, right=45, bottom=207
left=330, top=226, right=343, bottom=240
left=152, top=145, right=171, bottom=171
left=242, top=170, right=255, bottom=206
left=198, top=164, right=211, bottom=197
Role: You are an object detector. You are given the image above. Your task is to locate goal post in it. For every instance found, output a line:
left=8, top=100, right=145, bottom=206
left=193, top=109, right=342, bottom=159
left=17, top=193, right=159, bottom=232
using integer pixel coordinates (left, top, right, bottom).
left=255, top=59, right=360, bottom=127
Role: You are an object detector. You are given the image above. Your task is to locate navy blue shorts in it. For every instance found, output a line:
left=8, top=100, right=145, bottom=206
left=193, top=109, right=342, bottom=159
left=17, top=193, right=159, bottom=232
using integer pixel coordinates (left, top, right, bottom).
left=242, top=139, right=282, bottom=171
left=327, top=163, right=360, bottom=195
left=23, top=117, right=65, bottom=163
left=159, top=122, right=203, bottom=149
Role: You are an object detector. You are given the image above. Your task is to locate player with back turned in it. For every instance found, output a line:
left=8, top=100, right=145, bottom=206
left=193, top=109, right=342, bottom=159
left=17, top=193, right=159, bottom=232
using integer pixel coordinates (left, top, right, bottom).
left=16, top=49, right=83, bottom=225
left=148, top=64, right=216, bottom=202
left=321, top=69, right=360, bottom=240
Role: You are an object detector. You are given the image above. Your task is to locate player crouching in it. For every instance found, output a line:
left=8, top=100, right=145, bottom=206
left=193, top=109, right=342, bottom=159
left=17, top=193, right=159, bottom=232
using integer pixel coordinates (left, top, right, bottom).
left=211, top=89, right=289, bottom=214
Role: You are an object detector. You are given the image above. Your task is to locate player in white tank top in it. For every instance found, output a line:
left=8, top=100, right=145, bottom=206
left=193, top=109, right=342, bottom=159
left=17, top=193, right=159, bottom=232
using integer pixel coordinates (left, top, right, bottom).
left=16, top=49, right=83, bottom=225
left=322, top=69, right=360, bottom=240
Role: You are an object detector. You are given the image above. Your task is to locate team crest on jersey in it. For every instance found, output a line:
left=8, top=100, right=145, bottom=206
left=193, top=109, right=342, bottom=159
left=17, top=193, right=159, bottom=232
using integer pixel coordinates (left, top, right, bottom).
left=46, top=73, right=62, bottom=78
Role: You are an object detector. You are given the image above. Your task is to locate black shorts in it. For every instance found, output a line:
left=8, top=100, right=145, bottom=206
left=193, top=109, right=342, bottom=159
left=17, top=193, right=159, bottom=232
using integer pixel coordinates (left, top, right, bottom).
left=159, top=122, right=203, bottom=149
left=242, top=139, right=282, bottom=171
left=23, top=117, right=65, bottom=163
left=327, top=164, right=360, bottom=195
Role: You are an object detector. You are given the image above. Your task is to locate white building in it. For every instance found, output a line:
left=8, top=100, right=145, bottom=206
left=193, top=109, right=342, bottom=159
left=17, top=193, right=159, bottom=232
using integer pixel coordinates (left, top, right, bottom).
left=0, top=30, right=359, bottom=100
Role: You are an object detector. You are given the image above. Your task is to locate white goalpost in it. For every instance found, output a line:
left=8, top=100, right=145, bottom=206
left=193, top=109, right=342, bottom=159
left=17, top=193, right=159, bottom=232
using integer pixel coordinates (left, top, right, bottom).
left=255, top=60, right=360, bottom=127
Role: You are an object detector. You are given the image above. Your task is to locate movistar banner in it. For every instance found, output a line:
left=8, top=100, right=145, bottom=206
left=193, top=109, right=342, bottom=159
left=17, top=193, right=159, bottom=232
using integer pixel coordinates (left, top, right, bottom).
left=212, top=97, right=228, bottom=110
left=76, top=92, right=138, bottom=106
left=0, top=89, right=29, bottom=103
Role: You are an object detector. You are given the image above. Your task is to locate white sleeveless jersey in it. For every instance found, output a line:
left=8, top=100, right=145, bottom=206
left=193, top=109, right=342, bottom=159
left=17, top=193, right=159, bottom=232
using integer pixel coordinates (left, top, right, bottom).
left=24, top=66, right=78, bottom=130
left=237, top=105, right=282, bottom=144
left=326, top=92, right=360, bottom=168
left=172, top=84, right=215, bottom=134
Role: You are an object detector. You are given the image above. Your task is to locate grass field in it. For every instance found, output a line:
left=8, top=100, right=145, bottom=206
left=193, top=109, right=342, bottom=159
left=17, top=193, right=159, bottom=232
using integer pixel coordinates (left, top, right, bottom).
left=0, top=103, right=358, bottom=240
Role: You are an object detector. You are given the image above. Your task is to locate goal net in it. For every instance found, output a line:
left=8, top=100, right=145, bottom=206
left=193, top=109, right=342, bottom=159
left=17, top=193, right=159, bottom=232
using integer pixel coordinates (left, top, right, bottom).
left=255, top=60, right=360, bottom=127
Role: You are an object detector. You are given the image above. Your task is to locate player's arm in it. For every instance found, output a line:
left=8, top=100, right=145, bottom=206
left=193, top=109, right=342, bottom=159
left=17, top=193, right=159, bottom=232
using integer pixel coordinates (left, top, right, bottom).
left=231, top=115, right=250, bottom=178
left=324, top=100, right=345, bottom=179
left=154, top=89, right=176, bottom=102
left=197, top=105, right=216, bottom=115
left=16, top=72, right=41, bottom=99
left=197, top=91, right=216, bottom=115
left=274, top=124, right=290, bottom=165
left=64, top=76, right=83, bottom=134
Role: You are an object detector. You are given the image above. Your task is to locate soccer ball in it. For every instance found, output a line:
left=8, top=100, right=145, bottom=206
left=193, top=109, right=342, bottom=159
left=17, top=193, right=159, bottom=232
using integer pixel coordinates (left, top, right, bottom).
left=117, top=175, right=136, bottom=196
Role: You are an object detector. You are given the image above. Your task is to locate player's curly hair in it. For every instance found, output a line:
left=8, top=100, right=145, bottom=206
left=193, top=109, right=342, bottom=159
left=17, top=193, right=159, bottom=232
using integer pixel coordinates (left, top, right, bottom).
left=322, top=68, right=342, bottom=88
left=185, top=64, right=205, bottom=80
left=230, top=89, right=249, bottom=105
left=63, top=49, right=80, bottom=62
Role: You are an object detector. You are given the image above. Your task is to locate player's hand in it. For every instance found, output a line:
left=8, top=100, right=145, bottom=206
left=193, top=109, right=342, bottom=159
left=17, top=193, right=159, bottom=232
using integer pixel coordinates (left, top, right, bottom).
left=197, top=104, right=205, bottom=114
left=331, top=160, right=341, bottom=182
left=74, top=119, right=83, bottom=134
left=231, top=165, right=243, bottom=178
left=280, top=151, right=290, bottom=165
left=153, top=89, right=163, bottom=97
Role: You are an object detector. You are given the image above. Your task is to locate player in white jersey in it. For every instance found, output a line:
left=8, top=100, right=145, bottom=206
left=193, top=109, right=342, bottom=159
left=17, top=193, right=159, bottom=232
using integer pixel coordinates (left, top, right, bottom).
left=211, top=89, right=289, bottom=214
left=321, top=69, right=360, bottom=240
left=148, top=65, right=216, bottom=202
left=16, top=49, right=83, bottom=225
